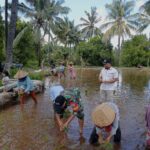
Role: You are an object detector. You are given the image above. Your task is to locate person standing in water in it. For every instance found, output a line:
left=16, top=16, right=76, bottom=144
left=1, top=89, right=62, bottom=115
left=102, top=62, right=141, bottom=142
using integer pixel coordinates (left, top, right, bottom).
left=99, top=59, right=118, bottom=102
left=58, top=62, right=65, bottom=79
left=68, top=62, right=76, bottom=80
left=14, top=70, right=38, bottom=108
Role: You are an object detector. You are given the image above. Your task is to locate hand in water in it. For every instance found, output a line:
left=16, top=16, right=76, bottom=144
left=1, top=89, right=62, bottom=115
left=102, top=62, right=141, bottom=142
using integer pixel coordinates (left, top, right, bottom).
left=60, top=123, right=68, bottom=132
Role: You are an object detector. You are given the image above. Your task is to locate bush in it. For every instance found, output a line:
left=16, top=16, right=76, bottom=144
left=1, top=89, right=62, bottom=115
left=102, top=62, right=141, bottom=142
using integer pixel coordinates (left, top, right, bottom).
left=10, top=68, right=18, bottom=78
left=25, top=60, right=39, bottom=69
left=121, top=35, right=150, bottom=67
left=29, top=72, right=44, bottom=81
left=0, top=80, right=2, bottom=87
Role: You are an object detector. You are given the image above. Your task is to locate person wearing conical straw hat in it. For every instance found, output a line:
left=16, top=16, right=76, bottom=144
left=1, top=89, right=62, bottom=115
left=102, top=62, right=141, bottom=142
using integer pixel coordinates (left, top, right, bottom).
left=89, top=102, right=121, bottom=145
left=14, top=70, right=37, bottom=108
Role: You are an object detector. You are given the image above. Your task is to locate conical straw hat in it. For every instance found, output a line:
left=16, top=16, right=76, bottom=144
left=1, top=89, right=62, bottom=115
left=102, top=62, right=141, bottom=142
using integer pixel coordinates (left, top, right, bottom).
left=92, top=103, right=115, bottom=127
left=69, top=61, right=73, bottom=65
left=14, top=70, right=28, bottom=79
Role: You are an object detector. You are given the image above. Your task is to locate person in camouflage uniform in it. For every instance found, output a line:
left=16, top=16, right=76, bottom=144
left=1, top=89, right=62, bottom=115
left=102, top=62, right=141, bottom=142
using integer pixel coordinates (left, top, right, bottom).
left=62, top=87, right=84, bottom=134
left=53, top=87, right=84, bottom=134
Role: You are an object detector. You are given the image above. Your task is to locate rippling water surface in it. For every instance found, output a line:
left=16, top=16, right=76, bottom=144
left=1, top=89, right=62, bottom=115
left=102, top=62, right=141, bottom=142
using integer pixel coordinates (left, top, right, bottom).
left=0, top=68, right=150, bottom=150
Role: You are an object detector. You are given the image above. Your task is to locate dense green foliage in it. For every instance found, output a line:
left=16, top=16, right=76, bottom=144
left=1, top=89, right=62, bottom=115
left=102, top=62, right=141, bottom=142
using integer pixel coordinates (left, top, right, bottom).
left=76, top=36, right=113, bottom=66
left=13, top=21, right=36, bottom=66
left=0, top=12, right=4, bottom=61
left=121, top=35, right=150, bottom=67
left=1, top=0, right=150, bottom=68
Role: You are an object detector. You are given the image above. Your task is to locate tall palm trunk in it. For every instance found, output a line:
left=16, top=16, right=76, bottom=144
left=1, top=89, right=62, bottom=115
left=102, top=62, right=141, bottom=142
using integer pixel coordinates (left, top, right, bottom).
left=36, top=42, right=41, bottom=67
left=118, top=34, right=121, bottom=66
left=118, top=17, right=122, bottom=66
left=5, top=0, right=8, bottom=53
left=5, top=0, right=18, bottom=70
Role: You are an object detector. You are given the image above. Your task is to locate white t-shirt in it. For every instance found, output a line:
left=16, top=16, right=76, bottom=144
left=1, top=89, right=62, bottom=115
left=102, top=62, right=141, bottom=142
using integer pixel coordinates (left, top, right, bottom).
left=100, top=67, right=118, bottom=90
left=49, top=85, right=64, bottom=102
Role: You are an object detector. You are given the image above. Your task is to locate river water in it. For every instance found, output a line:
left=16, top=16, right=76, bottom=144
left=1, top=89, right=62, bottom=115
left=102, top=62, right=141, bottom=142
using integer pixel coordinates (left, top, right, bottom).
left=0, top=68, right=150, bottom=150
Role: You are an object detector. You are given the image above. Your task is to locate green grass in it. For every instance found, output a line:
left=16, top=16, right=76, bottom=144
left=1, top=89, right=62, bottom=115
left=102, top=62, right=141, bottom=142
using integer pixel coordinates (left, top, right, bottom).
left=10, top=68, right=18, bottom=78
left=0, top=80, right=2, bottom=87
left=29, top=72, right=44, bottom=81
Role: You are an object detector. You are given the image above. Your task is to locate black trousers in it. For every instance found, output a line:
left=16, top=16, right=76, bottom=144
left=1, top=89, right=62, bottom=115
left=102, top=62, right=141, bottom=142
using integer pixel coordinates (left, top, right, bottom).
left=89, top=126, right=121, bottom=145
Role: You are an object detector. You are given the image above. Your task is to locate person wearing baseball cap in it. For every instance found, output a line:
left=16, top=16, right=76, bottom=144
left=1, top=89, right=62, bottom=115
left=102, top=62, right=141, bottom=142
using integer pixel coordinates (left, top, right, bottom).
left=52, top=87, right=84, bottom=135
left=99, top=59, right=119, bottom=102
left=54, top=95, right=76, bottom=132
left=89, top=102, right=121, bottom=144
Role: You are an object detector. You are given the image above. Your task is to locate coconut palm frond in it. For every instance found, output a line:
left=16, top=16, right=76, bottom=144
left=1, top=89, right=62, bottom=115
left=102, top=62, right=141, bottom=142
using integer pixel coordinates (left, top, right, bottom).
left=79, top=7, right=101, bottom=39
left=13, top=26, right=29, bottom=48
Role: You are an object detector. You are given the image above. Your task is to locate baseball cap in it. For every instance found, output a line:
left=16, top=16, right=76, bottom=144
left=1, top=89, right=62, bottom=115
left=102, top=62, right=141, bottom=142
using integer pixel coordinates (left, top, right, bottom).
left=103, top=59, right=111, bottom=65
left=54, top=95, right=67, bottom=114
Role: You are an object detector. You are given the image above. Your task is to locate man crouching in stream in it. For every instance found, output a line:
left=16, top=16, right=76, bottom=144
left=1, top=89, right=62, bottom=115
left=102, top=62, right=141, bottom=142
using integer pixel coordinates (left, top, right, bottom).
left=49, top=75, right=84, bottom=135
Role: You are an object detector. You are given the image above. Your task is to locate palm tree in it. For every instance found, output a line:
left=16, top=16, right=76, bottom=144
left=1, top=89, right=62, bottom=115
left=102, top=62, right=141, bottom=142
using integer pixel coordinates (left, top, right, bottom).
left=137, top=0, right=150, bottom=32
left=141, top=0, right=150, bottom=15
left=101, top=0, right=138, bottom=61
left=54, top=17, right=81, bottom=47
left=5, top=0, right=18, bottom=70
left=16, top=0, right=70, bottom=67
left=79, top=7, right=101, bottom=39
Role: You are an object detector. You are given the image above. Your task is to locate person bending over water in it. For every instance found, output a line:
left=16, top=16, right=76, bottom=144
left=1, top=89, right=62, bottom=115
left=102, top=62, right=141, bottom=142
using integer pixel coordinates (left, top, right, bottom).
left=14, top=70, right=38, bottom=108
left=49, top=79, right=84, bottom=135
left=89, top=102, right=121, bottom=145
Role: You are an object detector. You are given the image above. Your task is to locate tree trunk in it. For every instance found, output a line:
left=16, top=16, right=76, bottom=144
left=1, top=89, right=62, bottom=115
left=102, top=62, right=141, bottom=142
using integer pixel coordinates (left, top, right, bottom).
left=118, top=34, right=121, bottom=66
left=37, top=42, right=41, bottom=67
left=5, top=0, right=8, bottom=53
left=5, top=0, right=18, bottom=70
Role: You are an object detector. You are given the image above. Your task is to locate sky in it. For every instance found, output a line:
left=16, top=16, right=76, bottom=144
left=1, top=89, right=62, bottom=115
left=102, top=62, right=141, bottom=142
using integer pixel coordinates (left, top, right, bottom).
left=0, top=0, right=149, bottom=47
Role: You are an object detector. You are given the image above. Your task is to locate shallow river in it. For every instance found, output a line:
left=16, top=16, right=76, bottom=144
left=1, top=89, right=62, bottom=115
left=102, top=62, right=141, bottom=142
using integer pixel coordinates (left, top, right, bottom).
left=0, top=68, right=150, bottom=150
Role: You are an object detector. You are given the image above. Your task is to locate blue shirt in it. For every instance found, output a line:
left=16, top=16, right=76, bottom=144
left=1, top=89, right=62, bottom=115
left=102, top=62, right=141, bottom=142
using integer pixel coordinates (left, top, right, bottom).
left=17, top=76, right=34, bottom=93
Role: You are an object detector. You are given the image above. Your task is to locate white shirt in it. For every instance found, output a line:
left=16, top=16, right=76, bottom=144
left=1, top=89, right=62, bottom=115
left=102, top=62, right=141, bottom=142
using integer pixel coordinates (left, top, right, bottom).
left=49, top=84, right=64, bottom=102
left=96, top=102, right=119, bottom=136
left=99, top=67, right=118, bottom=90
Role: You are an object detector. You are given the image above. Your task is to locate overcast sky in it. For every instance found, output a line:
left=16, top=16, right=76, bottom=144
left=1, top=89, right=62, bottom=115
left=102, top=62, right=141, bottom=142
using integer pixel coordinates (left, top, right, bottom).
left=0, top=0, right=149, bottom=47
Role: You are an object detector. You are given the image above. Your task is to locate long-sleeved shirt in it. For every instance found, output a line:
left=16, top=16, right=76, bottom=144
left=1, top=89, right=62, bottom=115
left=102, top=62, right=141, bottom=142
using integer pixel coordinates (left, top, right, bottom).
left=17, top=76, right=34, bottom=93
left=96, top=102, right=119, bottom=136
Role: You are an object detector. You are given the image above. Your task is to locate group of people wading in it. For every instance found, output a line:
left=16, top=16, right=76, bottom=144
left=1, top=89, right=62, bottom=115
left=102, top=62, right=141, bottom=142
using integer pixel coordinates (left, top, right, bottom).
left=48, top=59, right=121, bottom=146
left=12, top=60, right=150, bottom=148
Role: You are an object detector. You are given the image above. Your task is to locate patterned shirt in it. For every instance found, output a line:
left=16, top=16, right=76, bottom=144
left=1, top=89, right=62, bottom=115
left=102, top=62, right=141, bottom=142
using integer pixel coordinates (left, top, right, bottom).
left=63, top=88, right=83, bottom=111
